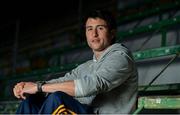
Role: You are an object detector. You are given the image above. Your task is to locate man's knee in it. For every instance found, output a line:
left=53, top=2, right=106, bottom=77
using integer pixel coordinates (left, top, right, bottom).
left=49, top=91, right=68, bottom=97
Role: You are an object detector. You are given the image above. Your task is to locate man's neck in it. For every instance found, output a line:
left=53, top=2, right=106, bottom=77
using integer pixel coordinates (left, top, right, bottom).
left=94, top=51, right=103, bottom=60
left=93, top=45, right=111, bottom=60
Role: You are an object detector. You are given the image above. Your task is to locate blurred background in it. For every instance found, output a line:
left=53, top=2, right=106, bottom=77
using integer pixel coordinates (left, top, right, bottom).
left=0, top=0, right=180, bottom=114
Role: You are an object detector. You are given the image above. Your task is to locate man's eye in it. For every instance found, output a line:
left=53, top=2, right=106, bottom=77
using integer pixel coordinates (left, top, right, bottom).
left=99, top=27, right=104, bottom=30
left=98, top=27, right=105, bottom=30
left=87, top=28, right=92, bottom=31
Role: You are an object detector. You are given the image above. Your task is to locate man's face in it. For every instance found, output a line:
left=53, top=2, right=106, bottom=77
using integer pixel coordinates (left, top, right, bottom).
left=85, top=18, right=114, bottom=52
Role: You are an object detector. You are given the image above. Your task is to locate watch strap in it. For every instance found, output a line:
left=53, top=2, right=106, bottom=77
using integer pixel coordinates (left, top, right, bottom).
left=36, top=81, right=46, bottom=92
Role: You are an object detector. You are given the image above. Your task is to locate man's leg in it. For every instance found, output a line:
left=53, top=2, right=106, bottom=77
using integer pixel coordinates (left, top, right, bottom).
left=39, top=91, right=94, bottom=114
left=16, top=93, right=46, bottom=114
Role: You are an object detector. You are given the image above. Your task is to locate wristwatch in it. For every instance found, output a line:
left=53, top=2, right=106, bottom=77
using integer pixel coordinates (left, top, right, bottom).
left=36, top=81, right=46, bottom=92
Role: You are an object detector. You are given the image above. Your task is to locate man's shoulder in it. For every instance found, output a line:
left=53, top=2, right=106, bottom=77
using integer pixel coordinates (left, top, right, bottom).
left=112, top=43, right=129, bottom=50
left=105, top=43, right=130, bottom=56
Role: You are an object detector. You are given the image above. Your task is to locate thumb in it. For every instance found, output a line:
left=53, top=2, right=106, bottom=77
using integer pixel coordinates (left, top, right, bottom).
left=20, top=91, right=26, bottom=100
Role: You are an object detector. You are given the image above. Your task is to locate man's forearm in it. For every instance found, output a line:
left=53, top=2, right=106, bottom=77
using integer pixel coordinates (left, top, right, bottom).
left=42, top=80, right=75, bottom=96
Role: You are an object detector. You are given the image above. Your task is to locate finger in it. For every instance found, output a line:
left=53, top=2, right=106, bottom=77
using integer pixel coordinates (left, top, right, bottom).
left=15, top=85, right=25, bottom=99
left=15, top=84, right=24, bottom=93
left=15, top=86, right=22, bottom=98
left=16, top=82, right=22, bottom=86
left=20, top=91, right=26, bottom=100
left=15, top=86, right=21, bottom=94
left=17, top=82, right=25, bottom=88
left=13, top=87, right=20, bottom=99
left=14, top=83, right=24, bottom=99
left=13, top=87, right=18, bottom=97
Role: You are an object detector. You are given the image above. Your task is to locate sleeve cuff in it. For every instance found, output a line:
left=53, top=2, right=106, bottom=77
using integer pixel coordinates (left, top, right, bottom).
left=74, top=79, right=84, bottom=97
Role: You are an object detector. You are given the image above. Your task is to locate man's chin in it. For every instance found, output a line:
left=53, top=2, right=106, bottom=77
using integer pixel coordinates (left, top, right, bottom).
left=92, top=47, right=105, bottom=52
left=90, top=44, right=105, bottom=51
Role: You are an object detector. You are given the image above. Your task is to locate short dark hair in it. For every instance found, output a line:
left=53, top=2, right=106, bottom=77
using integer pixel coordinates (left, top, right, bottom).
left=84, top=9, right=117, bottom=43
left=84, top=9, right=117, bottom=31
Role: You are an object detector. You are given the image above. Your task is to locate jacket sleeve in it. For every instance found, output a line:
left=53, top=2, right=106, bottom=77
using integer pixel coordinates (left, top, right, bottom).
left=74, top=51, right=134, bottom=97
left=46, top=66, right=80, bottom=83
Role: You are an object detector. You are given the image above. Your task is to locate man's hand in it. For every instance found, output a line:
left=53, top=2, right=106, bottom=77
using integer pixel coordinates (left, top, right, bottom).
left=13, top=82, right=25, bottom=99
left=13, top=82, right=38, bottom=100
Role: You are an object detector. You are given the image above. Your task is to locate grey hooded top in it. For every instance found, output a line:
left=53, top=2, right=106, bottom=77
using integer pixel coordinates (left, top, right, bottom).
left=47, top=43, right=138, bottom=114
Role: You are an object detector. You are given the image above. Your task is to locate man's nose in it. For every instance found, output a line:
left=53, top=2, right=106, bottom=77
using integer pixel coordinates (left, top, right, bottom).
left=92, top=29, right=98, bottom=37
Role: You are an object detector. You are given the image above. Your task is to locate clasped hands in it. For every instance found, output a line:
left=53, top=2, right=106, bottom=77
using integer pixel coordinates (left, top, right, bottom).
left=13, top=82, right=38, bottom=100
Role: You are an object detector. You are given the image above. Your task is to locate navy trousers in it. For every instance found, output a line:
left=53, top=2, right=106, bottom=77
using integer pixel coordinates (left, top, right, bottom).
left=16, top=91, right=94, bottom=114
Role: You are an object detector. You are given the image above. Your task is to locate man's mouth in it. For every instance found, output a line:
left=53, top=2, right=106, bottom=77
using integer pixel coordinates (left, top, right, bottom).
left=92, top=39, right=100, bottom=43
